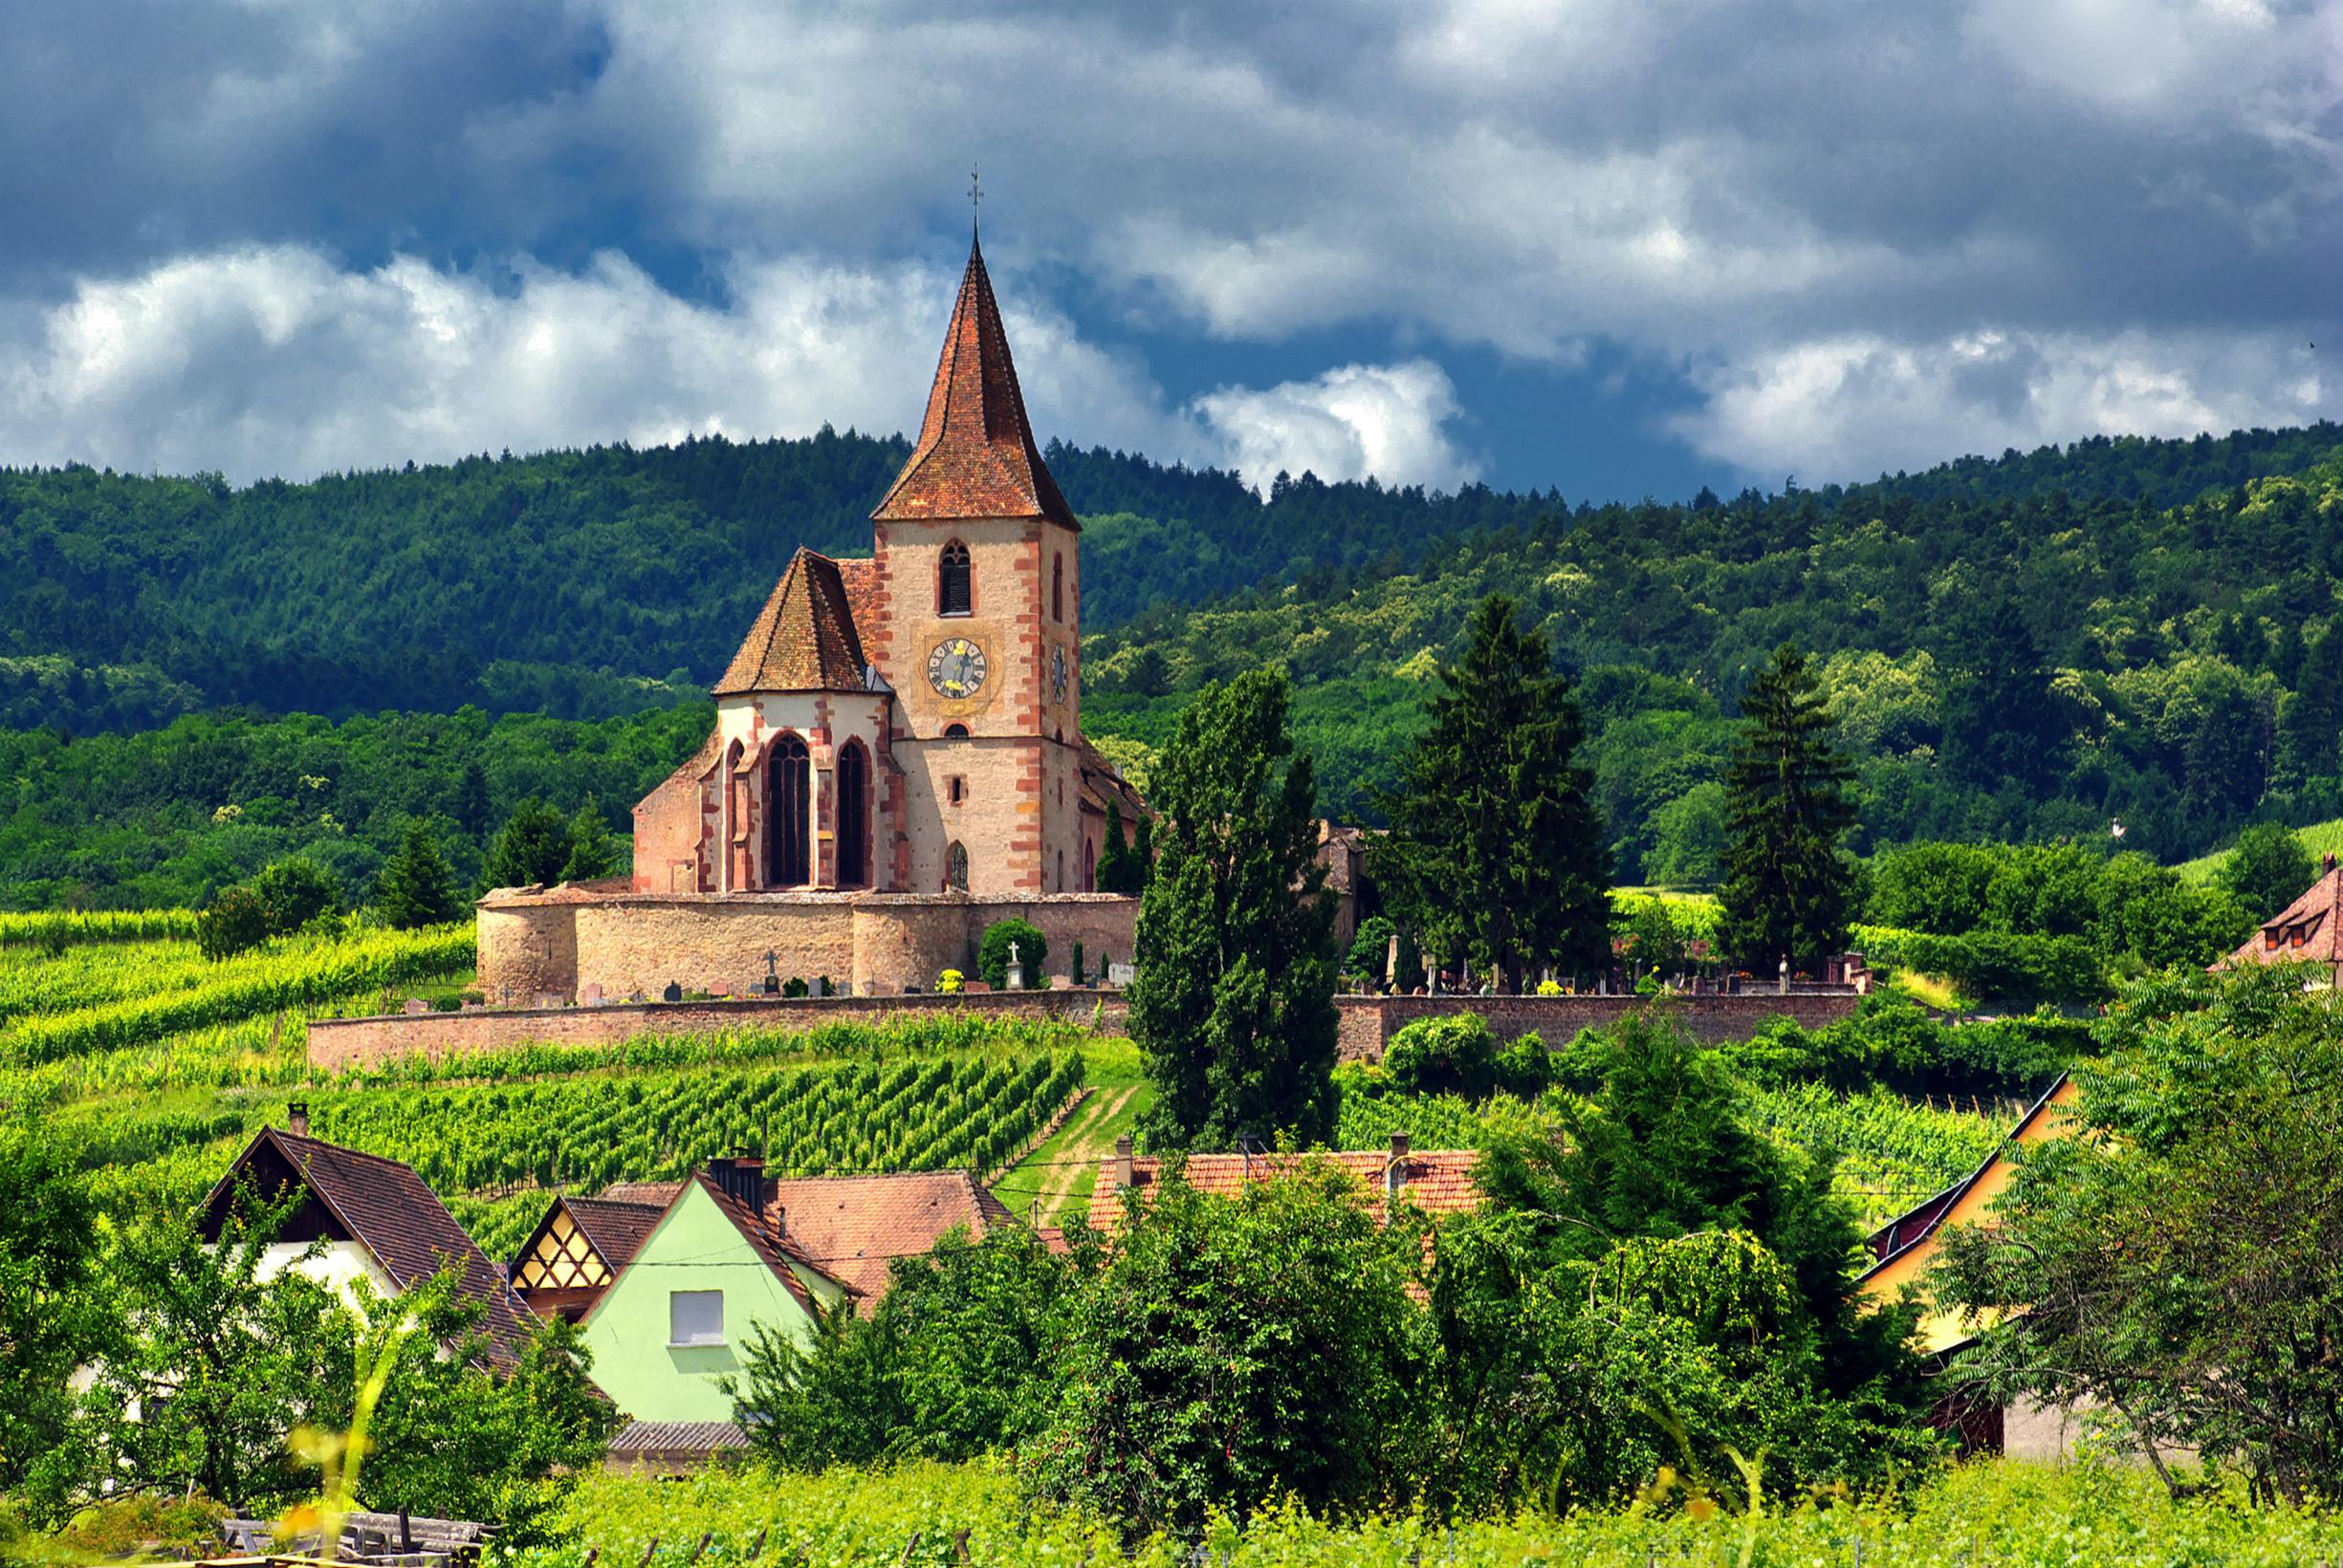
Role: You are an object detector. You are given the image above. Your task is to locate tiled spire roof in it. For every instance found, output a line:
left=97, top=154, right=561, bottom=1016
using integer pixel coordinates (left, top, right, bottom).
left=871, top=235, right=1078, bottom=530
left=714, top=547, right=869, bottom=695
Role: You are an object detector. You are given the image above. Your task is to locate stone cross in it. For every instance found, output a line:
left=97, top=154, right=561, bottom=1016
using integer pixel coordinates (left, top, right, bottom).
left=1006, top=940, right=1023, bottom=989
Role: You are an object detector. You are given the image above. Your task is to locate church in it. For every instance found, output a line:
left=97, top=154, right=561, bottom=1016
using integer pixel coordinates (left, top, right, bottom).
left=476, top=234, right=1150, bottom=1002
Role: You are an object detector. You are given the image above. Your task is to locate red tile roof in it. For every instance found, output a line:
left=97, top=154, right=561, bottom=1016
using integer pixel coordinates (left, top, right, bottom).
left=870, top=236, right=1078, bottom=531
left=202, top=1127, right=539, bottom=1367
left=763, top=1171, right=1018, bottom=1299
left=2219, top=863, right=2343, bottom=970
left=560, top=1193, right=670, bottom=1273
left=686, top=1172, right=846, bottom=1310
left=1085, top=1147, right=1483, bottom=1237
left=833, top=556, right=883, bottom=644
left=714, top=547, right=870, bottom=695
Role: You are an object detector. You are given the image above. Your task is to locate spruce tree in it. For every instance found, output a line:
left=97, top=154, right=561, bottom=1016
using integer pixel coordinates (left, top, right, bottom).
left=1718, top=643, right=1858, bottom=973
left=375, top=821, right=464, bottom=928
left=1370, top=593, right=1610, bottom=990
left=484, top=797, right=572, bottom=889
left=560, top=795, right=619, bottom=881
left=1097, top=800, right=1133, bottom=893
left=1130, top=669, right=1339, bottom=1149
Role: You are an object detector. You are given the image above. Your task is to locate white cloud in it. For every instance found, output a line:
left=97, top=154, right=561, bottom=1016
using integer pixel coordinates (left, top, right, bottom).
left=1190, top=360, right=1478, bottom=493
left=1673, top=329, right=2333, bottom=480
left=0, top=245, right=1475, bottom=493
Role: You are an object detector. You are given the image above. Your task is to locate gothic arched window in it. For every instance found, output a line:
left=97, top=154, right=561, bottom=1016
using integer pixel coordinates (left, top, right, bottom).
left=1052, top=553, right=1063, bottom=622
left=768, top=735, right=811, bottom=887
left=944, top=723, right=970, bottom=738
left=945, top=840, right=970, bottom=892
left=720, top=740, right=744, bottom=891
left=1083, top=837, right=1097, bottom=892
left=939, top=540, right=972, bottom=616
left=836, top=740, right=869, bottom=888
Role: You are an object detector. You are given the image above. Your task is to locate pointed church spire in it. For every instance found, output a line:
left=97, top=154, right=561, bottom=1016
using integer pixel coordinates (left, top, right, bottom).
left=871, top=234, right=1078, bottom=530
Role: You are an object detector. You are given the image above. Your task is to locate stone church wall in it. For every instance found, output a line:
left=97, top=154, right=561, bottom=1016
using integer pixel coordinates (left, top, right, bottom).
left=476, top=889, right=1140, bottom=1003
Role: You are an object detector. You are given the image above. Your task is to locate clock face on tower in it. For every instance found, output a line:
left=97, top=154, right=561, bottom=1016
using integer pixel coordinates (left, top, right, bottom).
left=927, top=636, right=989, bottom=698
left=1052, top=646, right=1068, bottom=705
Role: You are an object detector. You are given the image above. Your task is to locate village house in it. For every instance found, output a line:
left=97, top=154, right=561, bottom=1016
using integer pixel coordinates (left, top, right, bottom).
left=2216, top=852, right=2343, bottom=986
left=509, top=1155, right=1026, bottom=1463
left=200, top=1105, right=540, bottom=1367
left=1858, top=1077, right=2113, bottom=1458
left=475, top=231, right=1149, bottom=1006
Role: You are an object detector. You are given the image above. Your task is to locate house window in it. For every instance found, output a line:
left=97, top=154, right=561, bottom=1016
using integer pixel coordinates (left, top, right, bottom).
left=669, top=1289, right=724, bottom=1347
left=1052, top=553, right=1063, bottom=622
left=948, top=776, right=966, bottom=806
left=939, top=541, right=972, bottom=616
left=946, top=841, right=969, bottom=892
left=2267, top=929, right=2283, bottom=950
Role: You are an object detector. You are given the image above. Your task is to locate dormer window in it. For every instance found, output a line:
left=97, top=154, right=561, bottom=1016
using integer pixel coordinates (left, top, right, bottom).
left=2268, top=928, right=2284, bottom=950
left=939, top=541, right=972, bottom=616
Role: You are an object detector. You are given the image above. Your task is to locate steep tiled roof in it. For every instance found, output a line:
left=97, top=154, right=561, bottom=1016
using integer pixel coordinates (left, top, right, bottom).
left=713, top=548, right=870, bottom=696
left=834, top=556, right=883, bottom=643
left=2219, top=862, right=2343, bottom=969
left=870, top=236, right=1078, bottom=530
left=1086, top=1148, right=1482, bottom=1237
left=203, top=1127, right=539, bottom=1367
left=764, top=1171, right=1017, bottom=1299
left=562, top=1193, right=669, bottom=1273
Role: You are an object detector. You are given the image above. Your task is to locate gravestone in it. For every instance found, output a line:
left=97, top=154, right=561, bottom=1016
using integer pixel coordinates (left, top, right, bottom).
left=1106, top=963, right=1137, bottom=987
left=1005, top=940, right=1025, bottom=990
left=401, top=997, right=428, bottom=1015
left=662, top=981, right=684, bottom=1003
left=580, top=983, right=603, bottom=1006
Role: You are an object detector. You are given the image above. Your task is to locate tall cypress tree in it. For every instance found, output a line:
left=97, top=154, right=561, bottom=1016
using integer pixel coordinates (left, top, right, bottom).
left=1130, top=669, right=1338, bottom=1150
left=1370, top=593, right=1610, bottom=990
left=1718, top=644, right=1858, bottom=973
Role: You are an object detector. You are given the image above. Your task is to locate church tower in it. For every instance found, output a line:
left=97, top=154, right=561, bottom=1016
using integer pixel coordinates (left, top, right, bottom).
left=866, top=234, right=1084, bottom=896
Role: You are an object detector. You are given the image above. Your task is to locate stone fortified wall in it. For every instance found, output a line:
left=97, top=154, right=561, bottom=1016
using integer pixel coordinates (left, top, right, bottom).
left=310, top=988, right=1856, bottom=1075
left=1330, top=991, right=1862, bottom=1062
left=476, top=889, right=1140, bottom=1004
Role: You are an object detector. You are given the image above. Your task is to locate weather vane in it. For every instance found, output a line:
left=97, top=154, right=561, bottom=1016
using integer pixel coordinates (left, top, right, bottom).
left=969, top=165, right=982, bottom=220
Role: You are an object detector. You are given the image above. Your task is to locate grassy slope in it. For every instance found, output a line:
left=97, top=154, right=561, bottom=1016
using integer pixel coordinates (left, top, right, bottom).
left=992, top=1036, right=1153, bottom=1228
left=2175, top=816, right=2343, bottom=884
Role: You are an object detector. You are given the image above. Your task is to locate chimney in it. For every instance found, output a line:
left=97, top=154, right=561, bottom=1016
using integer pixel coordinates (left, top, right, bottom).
left=2325, top=853, right=2337, bottom=876
left=287, top=1100, right=309, bottom=1138
left=1386, top=1133, right=1410, bottom=1209
left=772, top=1203, right=786, bottom=1240
left=707, top=1154, right=765, bottom=1215
left=1114, top=1134, right=1134, bottom=1189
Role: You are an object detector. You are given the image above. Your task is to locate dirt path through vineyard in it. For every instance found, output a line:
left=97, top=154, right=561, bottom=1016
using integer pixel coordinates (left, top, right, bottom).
left=1029, top=1083, right=1140, bottom=1226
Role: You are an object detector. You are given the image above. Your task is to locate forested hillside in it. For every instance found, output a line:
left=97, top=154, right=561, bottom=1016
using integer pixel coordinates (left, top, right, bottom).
left=6, top=420, right=2343, bottom=906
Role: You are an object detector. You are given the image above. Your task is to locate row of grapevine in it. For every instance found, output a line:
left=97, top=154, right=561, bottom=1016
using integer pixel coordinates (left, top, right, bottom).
left=0, top=925, right=474, bottom=1064
left=0, top=939, right=230, bottom=1022
left=0, top=910, right=200, bottom=947
left=306, top=1051, right=1087, bottom=1199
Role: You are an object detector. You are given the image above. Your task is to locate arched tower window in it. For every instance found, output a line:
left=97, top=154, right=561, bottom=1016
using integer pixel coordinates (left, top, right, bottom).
left=939, top=540, right=972, bottom=616
left=768, top=735, right=811, bottom=887
left=719, top=740, right=744, bottom=892
left=1052, top=553, right=1063, bottom=622
left=944, top=722, right=970, bottom=738
left=1083, top=837, right=1097, bottom=892
left=836, top=741, right=869, bottom=889
left=945, top=841, right=970, bottom=892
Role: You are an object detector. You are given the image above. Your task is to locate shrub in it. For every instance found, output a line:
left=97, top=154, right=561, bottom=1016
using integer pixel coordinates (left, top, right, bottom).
left=1383, top=1013, right=1500, bottom=1100
left=977, top=919, right=1047, bottom=990
left=253, top=858, right=341, bottom=934
left=197, top=885, right=271, bottom=962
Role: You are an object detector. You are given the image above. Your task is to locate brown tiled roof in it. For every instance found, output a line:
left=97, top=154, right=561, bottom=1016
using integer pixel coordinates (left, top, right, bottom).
left=834, top=556, right=883, bottom=642
left=1086, top=1148, right=1482, bottom=1237
left=1075, top=733, right=1149, bottom=819
left=870, top=236, right=1078, bottom=530
left=203, top=1128, right=539, bottom=1367
left=2219, top=863, right=2343, bottom=969
left=713, top=547, right=869, bottom=695
left=763, top=1170, right=1016, bottom=1299
left=562, top=1194, right=669, bottom=1272
left=598, top=1180, right=684, bottom=1207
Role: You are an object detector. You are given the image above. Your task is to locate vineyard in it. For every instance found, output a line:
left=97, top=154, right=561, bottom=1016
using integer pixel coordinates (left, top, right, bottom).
left=516, top=1456, right=2343, bottom=1567
left=1334, top=1073, right=2009, bottom=1226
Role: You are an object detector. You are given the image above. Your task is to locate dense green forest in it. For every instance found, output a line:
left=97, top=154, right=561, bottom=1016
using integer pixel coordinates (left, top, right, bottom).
left=6, top=420, right=2343, bottom=906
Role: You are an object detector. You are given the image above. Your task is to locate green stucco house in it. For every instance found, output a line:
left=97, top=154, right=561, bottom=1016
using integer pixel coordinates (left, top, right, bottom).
left=574, top=1160, right=849, bottom=1424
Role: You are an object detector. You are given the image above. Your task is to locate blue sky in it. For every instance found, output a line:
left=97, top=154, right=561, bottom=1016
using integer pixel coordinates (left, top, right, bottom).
left=0, top=0, right=2335, bottom=502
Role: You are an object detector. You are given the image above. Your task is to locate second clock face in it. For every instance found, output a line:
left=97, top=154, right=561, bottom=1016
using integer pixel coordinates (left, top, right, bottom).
left=928, top=637, right=988, bottom=698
